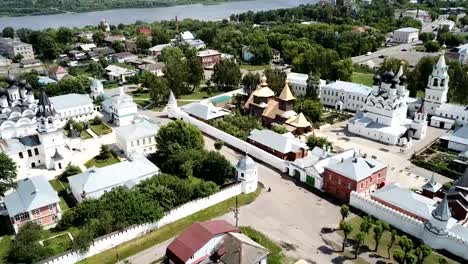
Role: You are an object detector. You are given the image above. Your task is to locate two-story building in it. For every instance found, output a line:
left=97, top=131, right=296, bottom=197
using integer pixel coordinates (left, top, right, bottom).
left=115, top=116, right=160, bottom=156
left=320, top=81, right=371, bottom=111
left=0, top=38, right=34, bottom=60
left=197, top=49, right=221, bottom=69
left=3, top=176, right=62, bottom=233
left=49, top=94, right=96, bottom=127
left=323, top=154, right=387, bottom=202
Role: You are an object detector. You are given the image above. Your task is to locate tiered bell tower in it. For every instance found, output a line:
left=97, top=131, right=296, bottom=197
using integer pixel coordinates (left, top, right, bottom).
left=425, top=55, right=449, bottom=115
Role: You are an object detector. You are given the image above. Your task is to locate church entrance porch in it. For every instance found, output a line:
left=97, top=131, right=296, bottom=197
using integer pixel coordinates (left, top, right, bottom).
left=335, top=101, right=343, bottom=111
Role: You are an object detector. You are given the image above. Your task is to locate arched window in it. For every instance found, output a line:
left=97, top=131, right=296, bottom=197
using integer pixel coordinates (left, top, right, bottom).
left=433, top=78, right=438, bottom=87
left=440, top=79, right=445, bottom=87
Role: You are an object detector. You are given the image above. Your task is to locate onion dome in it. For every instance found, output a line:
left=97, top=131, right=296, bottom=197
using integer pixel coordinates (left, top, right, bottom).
left=399, top=75, right=407, bottom=85
left=0, top=88, right=6, bottom=97
left=373, top=74, right=381, bottom=85
left=19, top=79, right=27, bottom=86
left=6, top=75, right=16, bottom=84
left=391, top=76, right=399, bottom=85
left=382, top=70, right=395, bottom=82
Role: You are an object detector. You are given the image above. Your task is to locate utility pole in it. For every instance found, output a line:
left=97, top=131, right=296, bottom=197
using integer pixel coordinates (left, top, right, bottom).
left=231, top=195, right=240, bottom=227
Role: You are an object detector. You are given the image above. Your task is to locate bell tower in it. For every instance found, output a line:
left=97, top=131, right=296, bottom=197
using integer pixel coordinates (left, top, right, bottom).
left=425, top=55, right=449, bottom=115
left=36, top=88, right=60, bottom=133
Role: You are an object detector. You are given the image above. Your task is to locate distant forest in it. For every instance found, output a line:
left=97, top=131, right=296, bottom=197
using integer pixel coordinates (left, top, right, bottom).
left=0, top=0, right=234, bottom=16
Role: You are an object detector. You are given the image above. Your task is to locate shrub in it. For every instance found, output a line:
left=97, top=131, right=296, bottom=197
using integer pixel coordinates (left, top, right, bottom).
left=90, top=116, right=102, bottom=125
left=271, top=125, right=288, bottom=134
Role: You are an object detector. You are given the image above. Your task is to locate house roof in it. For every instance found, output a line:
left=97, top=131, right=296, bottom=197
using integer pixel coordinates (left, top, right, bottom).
left=432, top=196, right=451, bottom=221
left=112, top=52, right=136, bottom=59
left=278, top=83, right=295, bottom=101
left=325, top=155, right=386, bottom=182
left=218, top=232, right=269, bottom=264
left=236, top=155, right=256, bottom=171
left=248, top=129, right=308, bottom=154
left=440, top=125, right=468, bottom=146
left=138, top=62, right=165, bottom=72
left=166, top=220, right=240, bottom=263
left=49, top=94, right=93, bottom=111
left=149, top=43, right=172, bottom=52
left=105, top=65, right=136, bottom=75
left=287, top=72, right=308, bottom=86
left=4, top=176, right=60, bottom=216
left=251, top=76, right=275, bottom=98
left=181, top=101, right=229, bottom=121
left=197, top=49, right=221, bottom=57
left=286, top=113, right=311, bottom=128
left=371, top=183, right=436, bottom=220
left=114, top=116, right=160, bottom=141
left=395, top=27, right=420, bottom=33
left=422, top=175, right=442, bottom=193
left=68, top=155, right=159, bottom=195
left=180, top=31, right=195, bottom=41
left=323, top=81, right=372, bottom=96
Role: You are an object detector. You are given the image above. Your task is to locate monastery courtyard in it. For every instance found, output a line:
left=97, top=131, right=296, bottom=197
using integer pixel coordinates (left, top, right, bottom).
left=315, top=119, right=450, bottom=187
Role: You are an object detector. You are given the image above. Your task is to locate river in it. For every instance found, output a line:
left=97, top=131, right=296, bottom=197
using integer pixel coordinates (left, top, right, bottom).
left=0, top=0, right=316, bottom=30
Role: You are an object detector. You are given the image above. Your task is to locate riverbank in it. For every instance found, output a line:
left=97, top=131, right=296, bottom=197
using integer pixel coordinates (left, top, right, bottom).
left=0, top=0, right=314, bottom=29
left=0, top=0, right=241, bottom=18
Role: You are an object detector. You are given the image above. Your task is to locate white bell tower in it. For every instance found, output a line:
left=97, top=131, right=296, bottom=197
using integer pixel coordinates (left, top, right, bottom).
left=90, top=78, right=104, bottom=100
left=236, top=155, right=258, bottom=194
left=425, top=55, right=449, bottom=115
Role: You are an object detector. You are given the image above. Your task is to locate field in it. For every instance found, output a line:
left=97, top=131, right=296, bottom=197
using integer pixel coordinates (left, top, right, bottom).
left=411, top=142, right=463, bottom=180
left=89, top=123, right=112, bottom=136
left=85, top=154, right=120, bottom=168
left=351, top=72, right=374, bottom=87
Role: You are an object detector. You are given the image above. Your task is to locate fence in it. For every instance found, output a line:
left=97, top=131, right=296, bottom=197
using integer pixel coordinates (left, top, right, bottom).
left=39, top=183, right=243, bottom=264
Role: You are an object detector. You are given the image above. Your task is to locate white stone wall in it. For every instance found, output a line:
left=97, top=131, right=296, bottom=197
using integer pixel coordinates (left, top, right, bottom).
left=177, top=111, right=289, bottom=172
left=38, top=183, right=243, bottom=264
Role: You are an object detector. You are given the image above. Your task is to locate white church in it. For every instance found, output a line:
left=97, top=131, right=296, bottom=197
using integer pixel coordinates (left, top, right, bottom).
left=348, top=65, right=428, bottom=146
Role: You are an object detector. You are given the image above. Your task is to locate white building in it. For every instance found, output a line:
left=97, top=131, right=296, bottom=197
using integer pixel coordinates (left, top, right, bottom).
left=102, top=86, right=138, bottom=127
left=49, top=94, right=96, bottom=127
left=105, top=65, right=137, bottom=83
left=440, top=125, right=468, bottom=152
left=115, top=116, right=160, bottom=156
left=0, top=55, right=12, bottom=66
left=90, top=78, right=104, bottom=100
left=439, top=20, right=456, bottom=31
left=0, top=38, right=34, bottom=60
left=286, top=72, right=326, bottom=97
left=181, top=101, right=230, bottom=121
left=348, top=66, right=428, bottom=146
left=68, top=155, right=159, bottom=203
left=236, top=155, right=259, bottom=194
left=392, top=27, right=420, bottom=43
left=320, top=81, right=372, bottom=112
left=425, top=56, right=468, bottom=129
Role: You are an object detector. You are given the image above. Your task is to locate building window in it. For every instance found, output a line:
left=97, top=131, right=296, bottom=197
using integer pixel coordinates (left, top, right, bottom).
left=34, top=148, right=39, bottom=155
left=14, top=212, right=29, bottom=221
left=19, top=152, right=23, bottom=159
left=48, top=204, right=54, bottom=213
left=131, top=141, right=134, bottom=147
left=143, top=138, right=146, bottom=144
left=137, top=140, right=140, bottom=146
left=361, top=183, right=364, bottom=189
left=338, top=179, right=341, bottom=185
left=33, top=209, right=40, bottom=216
left=328, top=175, right=332, bottom=180
left=348, top=183, right=351, bottom=189
left=27, top=149, right=32, bottom=157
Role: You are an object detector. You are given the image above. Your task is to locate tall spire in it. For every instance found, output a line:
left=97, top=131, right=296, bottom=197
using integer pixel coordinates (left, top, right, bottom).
left=396, top=64, right=404, bottom=79
left=436, top=55, right=446, bottom=69
left=168, top=90, right=177, bottom=105
left=432, top=196, right=451, bottom=222
left=36, top=88, right=56, bottom=118
left=278, top=82, right=295, bottom=101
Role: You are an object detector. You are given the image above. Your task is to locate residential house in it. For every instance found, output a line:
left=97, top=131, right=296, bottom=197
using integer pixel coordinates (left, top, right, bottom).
left=137, top=25, right=152, bottom=37
left=20, top=59, right=42, bottom=68
left=247, top=129, right=308, bottom=161
left=392, top=27, right=420, bottom=43
left=0, top=55, right=12, bottom=66
left=49, top=93, right=96, bottom=127
left=68, top=155, right=159, bottom=203
left=271, top=48, right=281, bottom=63
left=323, top=154, right=387, bottom=202
left=125, top=40, right=138, bottom=53
left=105, top=65, right=137, bottom=83
left=0, top=37, right=34, bottom=60
left=110, top=52, right=138, bottom=63
left=178, top=31, right=206, bottom=49
left=76, top=32, right=94, bottom=42
left=181, top=101, right=230, bottom=121
left=104, top=35, right=126, bottom=45
left=439, top=20, right=456, bottom=31
left=115, top=116, right=160, bottom=156
left=320, top=81, right=371, bottom=111
left=138, top=62, right=165, bottom=76
left=149, top=43, right=172, bottom=57
left=3, top=176, right=62, bottom=233
left=102, top=86, right=138, bottom=126
left=166, top=220, right=269, bottom=264
left=78, top=43, right=97, bottom=52
left=50, top=66, right=68, bottom=81
left=197, top=49, right=221, bottom=69
left=440, top=125, right=468, bottom=152
left=87, top=47, right=115, bottom=59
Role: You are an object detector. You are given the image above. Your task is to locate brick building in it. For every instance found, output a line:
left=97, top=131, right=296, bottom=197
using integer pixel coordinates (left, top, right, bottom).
left=323, top=155, right=387, bottom=202
left=197, top=49, right=221, bottom=69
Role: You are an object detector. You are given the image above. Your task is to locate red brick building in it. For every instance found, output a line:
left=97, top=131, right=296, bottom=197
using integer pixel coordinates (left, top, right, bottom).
left=197, top=49, right=221, bottom=69
left=323, top=155, right=387, bottom=202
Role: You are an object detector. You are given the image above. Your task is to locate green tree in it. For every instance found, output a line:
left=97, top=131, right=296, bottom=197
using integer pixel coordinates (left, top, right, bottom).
left=306, top=135, right=332, bottom=150
left=419, top=32, right=435, bottom=43
left=398, top=235, right=414, bottom=261
left=209, top=114, right=263, bottom=140
left=373, top=222, right=384, bottom=251
left=340, top=220, right=353, bottom=252
left=140, top=72, right=168, bottom=106
left=13, top=53, right=24, bottom=62
left=407, top=56, right=437, bottom=97
left=264, top=68, right=286, bottom=95
left=93, top=31, right=105, bottom=46
left=56, top=27, right=74, bottom=44
left=2, top=27, right=14, bottom=38
left=379, top=57, right=409, bottom=74
left=162, top=47, right=189, bottom=96
left=214, top=140, right=224, bottom=151
left=438, top=257, right=448, bottom=264
left=340, top=204, right=349, bottom=221
left=0, top=153, right=17, bottom=195
left=360, top=215, right=372, bottom=234
left=38, top=33, right=60, bottom=60
left=424, top=41, right=441, bottom=53
left=393, top=249, right=406, bottom=264
left=212, top=59, right=242, bottom=91
left=136, top=35, right=151, bottom=52
left=354, top=231, right=366, bottom=259
left=388, top=229, right=398, bottom=258
left=6, top=222, right=50, bottom=263
left=151, top=28, right=171, bottom=45
left=415, top=244, right=431, bottom=264
left=112, top=41, right=126, bottom=53
left=59, top=163, right=82, bottom=182
left=241, top=72, right=260, bottom=95
left=87, top=61, right=105, bottom=78
left=185, top=48, right=204, bottom=89
left=295, top=99, right=322, bottom=123
left=72, top=225, right=95, bottom=253
left=198, top=151, right=233, bottom=185
left=306, top=72, right=320, bottom=100
left=97, top=145, right=112, bottom=160
left=156, top=120, right=204, bottom=158
left=271, top=124, right=288, bottom=134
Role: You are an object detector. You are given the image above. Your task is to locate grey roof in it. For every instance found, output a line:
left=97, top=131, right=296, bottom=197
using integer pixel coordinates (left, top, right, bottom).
left=395, top=27, right=420, bottom=32
left=437, top=103, right=468, bottom=115
left=182, top=101, right=229, bottom=121
left=432, top=196, right=451, bottom=221
left=4, top=176, right=60, bottom=216
left=440, top=125, right=468, bottom=146
left=219, top=232, right=269, bottom=264
left=0, top=135, right=41, bottom=153
left=248, top=129, right=308, bottom=154
left=454, top=169, right=468, bottom=188
left=422, top=175, right=442, bottom=193
left=371, top=183, right=437, bottom=220
left=51, top=149, right=63, bottom=160
left=49, top=94, right=93, bottom=111
left=68, top=155, right=159, bottom=195
left=287, top=72, right=308, bottom=86
left=325, top=155, right=386, bottom=182
left=36, top=88, right=56, bottom=117
left=114, top=116, right=160, bottom=141
left=323, top=81, right=372, bottom=95
left=149, top=43, right=172, bottom=52
left=138, top=62, right=165, bottom=72
left=236, top=155, right=256, bottom=171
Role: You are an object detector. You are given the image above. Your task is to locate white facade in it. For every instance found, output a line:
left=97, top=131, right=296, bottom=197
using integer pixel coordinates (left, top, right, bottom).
left=348, top=67, right=427, bottom=146
left=236, top=155, right=258, bottom=194
left=102, top=87, right=138, bottom=127
left=115, top=117, right=159, bottom=156
left=320, top=81, right=371, bottom=112
left=0, top=38, right=34, bottom=60
left=0, top=55, right=11, bottom=66
left=49, top=94, right=96, bottom=127
left=286, top=72, right=327, bottom=97
left=393, top=27, right=419, bottom=43
left=90, top=78, right=104, bottom=100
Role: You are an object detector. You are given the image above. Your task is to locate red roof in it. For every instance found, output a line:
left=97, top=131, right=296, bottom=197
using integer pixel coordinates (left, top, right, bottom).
left=55, top=66, right=67, bottom=74
left=166, top=220, right=240, bottom=264
left=138, top=26, right=152, bottom=37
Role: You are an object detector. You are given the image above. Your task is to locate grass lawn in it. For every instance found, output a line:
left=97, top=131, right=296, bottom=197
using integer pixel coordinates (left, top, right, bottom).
left=89, top=123, right=112, bottom=136
left=338, top=216, right=456, bottom=264
left=240, top=226, right=286, bottom=264
left=239, top=64, right=271, bottom=71
left=103, top=82, right=120, bottom=89
left=416, top=90, right=425, bottom=98
left=42, top=233, right=73, bottom=255
left=128, top=90, right=150, bottom=100
left=81, top=130, right=93, bottom=139
left=85, top=154, right=120, bottom=168
left=351, top=72, right=374, bottom=87
left=78, top=186, right=262, bottom=264
left=0, top=236, right=12, bottom=262
left=178, top=87, right=223, bottom=100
